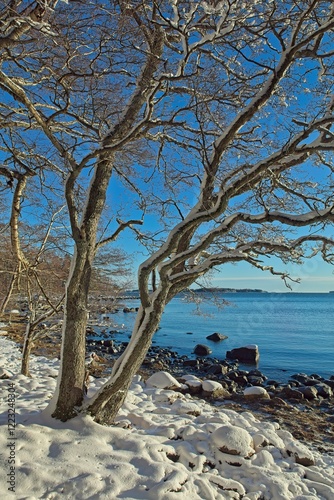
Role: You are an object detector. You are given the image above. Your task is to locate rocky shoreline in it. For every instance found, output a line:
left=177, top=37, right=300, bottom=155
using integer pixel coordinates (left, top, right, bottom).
left=1, top=317, right=333, bottom=453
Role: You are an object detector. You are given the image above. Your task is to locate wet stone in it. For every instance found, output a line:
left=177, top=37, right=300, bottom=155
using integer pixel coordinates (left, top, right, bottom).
left=194, top=344, right=212, bottom=356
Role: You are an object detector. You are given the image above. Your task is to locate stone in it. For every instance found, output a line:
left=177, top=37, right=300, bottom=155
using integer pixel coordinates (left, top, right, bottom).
left=183, top=359, right=198, bottom=367
left=226, top=345, right=259, bottom=364
left=280, top=387, right=304, bottom=400
left=146, top=371, right=181, bottom=390
left=286, top=441, right=315, bottom=467
left=202, top=380, right=230, bottom=399
left=206, top=332, right=228, bottom=342
left=324, top=379, right=334, bottom=389
left=298, top=386, right=318, bottom=400
left=211, top=425, right=254, bottom=458
left=0, top=368, right=12, bottom=379
left=314, top=383, right=333, bottom=398
left=243, top=386, right=270, bottom=400
left=205, top=364, right=229, bottom=376
left=194, top=344, right=212, bottom=356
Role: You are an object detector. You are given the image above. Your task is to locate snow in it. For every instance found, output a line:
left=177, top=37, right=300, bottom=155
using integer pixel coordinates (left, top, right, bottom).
left=244, top=386, right=269, bottom=398
left=1, top=335, right=334, bottom=500
left=146, top=371, right=181, bottom=389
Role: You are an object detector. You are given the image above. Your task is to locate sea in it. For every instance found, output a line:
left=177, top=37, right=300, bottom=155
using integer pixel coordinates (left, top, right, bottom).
left=96, top=292, right=334, bottom=382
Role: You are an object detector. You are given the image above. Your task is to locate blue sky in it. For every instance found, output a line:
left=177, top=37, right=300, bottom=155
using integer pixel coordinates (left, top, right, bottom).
left=116, top=228, right=334, bottom=293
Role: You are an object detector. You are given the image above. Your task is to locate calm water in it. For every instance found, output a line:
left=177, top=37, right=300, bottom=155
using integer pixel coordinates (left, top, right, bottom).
left=99, top=293, right=334, bottom=381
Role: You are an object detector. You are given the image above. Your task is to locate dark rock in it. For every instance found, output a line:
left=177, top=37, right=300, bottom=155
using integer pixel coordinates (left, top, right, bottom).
left=266, top=379, right=279, bottom=387
left=280, top=387, right=304, bottom=400
left=205, top=364, right=229, bottom=376
left=206, top=332, right=228, bottom=342
left=142, top=357, right=156, bottom=366
left=248, top=376, right=265, bottom=386
left=194, top=344, right=212, bottom=356
left=103, top=340, right=114, bottom=348
left=291, top=373, right=318, bottom=386
left=298, top=386, right=318, bottom=400
left=226, top=345, right=259, bottom=364
left=248, top=369, right=266, bottom=379
left=324, top=379, right=334, bottom=389
left=314, top=383, right=333, bottom=398
left=183, top=359, right=199, bottom=367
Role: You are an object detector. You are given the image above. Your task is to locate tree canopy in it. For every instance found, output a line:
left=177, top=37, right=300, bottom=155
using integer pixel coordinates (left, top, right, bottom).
left=1, top=0, right=334, bottom=422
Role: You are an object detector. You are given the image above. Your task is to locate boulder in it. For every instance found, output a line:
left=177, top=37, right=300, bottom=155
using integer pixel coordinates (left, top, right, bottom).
left=206, top=332, right=228, bottom=342
left=205, top=364, right=229, bottom=376
left=194, top=344, right=212, bottom=356
left=182, top=376, right=203, bottom=395
left=314, top=383, right=333, bottom=398
left=183, top=359, right=198, bottom=367
left=146, top=371, right=181, bottom=390
left=286, top=440, right=315, bottom=467
left=202, top=380, right=230, bottom=398
left=226, top=345, right=259, bottom=364
left=243, top=386, right=270, bottom=400
left=298, top=386, right=318, bottom=400
left=211, top=425, right=254, bottom=458
left=0, top=368, right=12, bottom=379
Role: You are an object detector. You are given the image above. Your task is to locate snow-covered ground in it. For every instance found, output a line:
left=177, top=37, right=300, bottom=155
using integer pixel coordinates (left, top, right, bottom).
left=0, top=332, right=334, bottom=500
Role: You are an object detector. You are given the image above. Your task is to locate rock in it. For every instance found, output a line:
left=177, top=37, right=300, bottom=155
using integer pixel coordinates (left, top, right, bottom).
left=202, top=380, right=230, bottom=398
left=243, top=386, right=270, bottom=400
left=206, top=332, right=228, bottom=342
left=226, top=345, right=259, bottom=364
left=280, top=387, right=304, bottom=400
left=314, top=383, right=333, bottom=398
left=205, top=364, right=229, bottom=376
left=146, top=371, right=181, bottom=390
left=194, top=344, right=212, bottom=356
left=211, top=425, right=254, bottom=458
left=183, top=377, right=203, bottom=395
left=248, top=375, right=265, bottom=386
left=324, top=379, right=334, bottom=390
left=286, top=440, right=315, bottom=467
left=298, top=386, right=318, bottom=400
left=0, top=368, right=12, bottom=379
left=183, top=359, right=198, bottom=367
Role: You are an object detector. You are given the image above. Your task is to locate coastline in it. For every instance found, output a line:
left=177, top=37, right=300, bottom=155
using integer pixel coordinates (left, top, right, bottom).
left=1, top=317, right=333, bottom=453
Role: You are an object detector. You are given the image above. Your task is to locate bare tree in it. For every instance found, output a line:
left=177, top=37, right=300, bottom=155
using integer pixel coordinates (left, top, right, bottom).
left=1, top=1, right=334, bottom=424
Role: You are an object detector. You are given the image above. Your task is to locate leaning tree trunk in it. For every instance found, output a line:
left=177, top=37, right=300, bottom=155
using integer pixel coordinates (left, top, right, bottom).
left=0, top=270, right=17, bottom=314
left=87, top=290, right=168, bottom=425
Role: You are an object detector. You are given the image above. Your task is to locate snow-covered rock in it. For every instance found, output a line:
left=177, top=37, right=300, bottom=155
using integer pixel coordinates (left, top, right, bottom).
left=146, top=371, right=181, bottom=389
left=244, top=386, right=270, bottom=399
left=0, top=367, right=12, bottom=379
left=0, top=335, right=333, bottom=500
left=285, top=439, right=315, bottom=466
left=202, top=380, right=229, bottom=398
left=211, top=424, right=255, bottom=457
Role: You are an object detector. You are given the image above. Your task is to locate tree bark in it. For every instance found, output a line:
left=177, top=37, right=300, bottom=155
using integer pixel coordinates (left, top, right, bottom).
left=87, top=293, right=167, bottom=424
left=51, top=245, right=93, bottom=420
left=21, top=329, right=33, bottom=378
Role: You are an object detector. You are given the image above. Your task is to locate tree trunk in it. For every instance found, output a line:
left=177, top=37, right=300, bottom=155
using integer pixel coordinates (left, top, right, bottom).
left=51, top=247, right=92, bottom=421
left=21, top=326, right=33, bottom=377
left=0, top=271, right=17, bottom=314
left=87, top=297, right=166, bottom=424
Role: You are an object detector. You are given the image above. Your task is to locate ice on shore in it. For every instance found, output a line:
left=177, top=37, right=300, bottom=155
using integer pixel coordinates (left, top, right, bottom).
left=0, top=336, right=334, bottom=500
